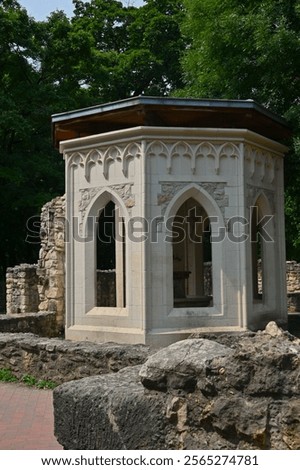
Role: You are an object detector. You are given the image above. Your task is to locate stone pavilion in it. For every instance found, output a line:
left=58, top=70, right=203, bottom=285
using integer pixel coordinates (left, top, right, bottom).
left=52, top=97, right=290, bottom=346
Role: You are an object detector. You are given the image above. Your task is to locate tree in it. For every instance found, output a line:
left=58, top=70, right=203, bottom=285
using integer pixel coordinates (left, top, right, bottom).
left=71, top=0, right=185, bottom=99
left=122, top=0, right=185, bottom=96
left=0, top=2, right=73, bottom=274
left=179, top=0, right=300, bottom=259
left=0, top=0, right=186, bottom=284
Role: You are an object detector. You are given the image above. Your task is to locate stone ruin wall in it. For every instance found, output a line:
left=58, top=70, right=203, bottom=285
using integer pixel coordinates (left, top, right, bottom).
left=286, top=261, right=300, bottom=292
left=37, top=195, right=65, bottom=329
left=285, top=261, right=300, bottom=312
left=258, top=260, right=300, bottom=312
left=5, top=196, right=65, bottom=334
left=6, top=264, right=39, bottom=314
left=4, top=196, right=300, bottom=335
left=0, top=333, right=150, bottom=385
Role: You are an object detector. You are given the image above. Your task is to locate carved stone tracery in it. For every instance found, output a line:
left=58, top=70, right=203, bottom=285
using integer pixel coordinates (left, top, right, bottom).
left=79, top=184, right=135, bottom=215
left=247, top=184, right=275, bottom=213
left=65, top=142, right=142, bottom=181
left=146, top=140, right=240, bottom=175
left=65, top=139, right=241, bottom=180
left=78, top=184, right=135, bottom=235
left=244, top=144, right=278, bottom=184
left=158, top=182, right=229, bottom=216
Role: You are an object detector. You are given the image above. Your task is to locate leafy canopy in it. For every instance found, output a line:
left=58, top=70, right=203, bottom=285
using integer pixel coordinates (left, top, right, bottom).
left=180, top=0, right=300, bottom=259
left=0, top=0, right=185, bottom=277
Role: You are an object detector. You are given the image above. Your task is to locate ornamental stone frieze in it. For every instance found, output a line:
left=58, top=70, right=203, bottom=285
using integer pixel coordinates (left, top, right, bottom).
left=65, top=138, right=241, bottom=181
left=244, top=144, right=279, bottom=184
left=65, top=141, right=142, bottom=180
left=146, top=140, right=241, bottom=175
left=79, top=183, right=135, bottom=215
left=158, top=182, right=228, bottom=217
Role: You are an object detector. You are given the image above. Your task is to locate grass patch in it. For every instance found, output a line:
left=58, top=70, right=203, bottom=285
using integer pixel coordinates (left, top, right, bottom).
left=0, top=369, right=57, bottom=389
left=22, top=374, right=57, bottom=389
left=0, top=368, right=18, bottom=383
left=22, top=374, right=38, bottom=386
left=36, top=379, right=57, bottom=390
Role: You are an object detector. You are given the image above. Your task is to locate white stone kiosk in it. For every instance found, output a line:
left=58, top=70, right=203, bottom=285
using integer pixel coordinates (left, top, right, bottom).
left=52, top=97, right=290, bottom=346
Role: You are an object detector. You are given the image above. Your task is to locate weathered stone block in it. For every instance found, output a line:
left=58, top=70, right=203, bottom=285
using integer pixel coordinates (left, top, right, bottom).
left=54, top=366, right=168, bottom=450
left=139, top=338, right=232, bottom=391
left=53, top=325, right=300, bottom=450
left=0, top=332, right=151, bottom=384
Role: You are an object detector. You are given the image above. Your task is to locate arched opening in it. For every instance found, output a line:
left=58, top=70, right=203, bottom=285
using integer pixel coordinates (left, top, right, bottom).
left=96, top=201, right=126, bottom=307
left=172, top=197, right=213, bottom=307
left=251, top=201, right=266, bottom=302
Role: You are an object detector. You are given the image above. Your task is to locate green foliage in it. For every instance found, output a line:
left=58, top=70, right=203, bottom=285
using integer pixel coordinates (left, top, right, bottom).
left=180, top=0, right=300, bottom=108
left=0, top=369, right=57, bottom=388
left=21, top=374, right=57, bottom=389
left=70, top=0, right=185, bottom=99
left=1, top=0, right=299, bottom=272
left=0, top=0, right=186, bottom=280
left=179, top=0, right=300, bottom=259
left=0, top=368, right=18, bottom=382
left=0, top=1, right=67, bottom=273
left=22, top=374, right=37, bottom=386
left=36, top=379, right=57, bottom=390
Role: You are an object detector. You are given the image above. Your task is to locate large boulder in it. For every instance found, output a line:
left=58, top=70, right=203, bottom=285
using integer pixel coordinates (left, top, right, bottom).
left=139, top=338, right=232, bottom=391
left=53, top=324, right=300, bottom=450
left=54, top=366, right=169, bottom=450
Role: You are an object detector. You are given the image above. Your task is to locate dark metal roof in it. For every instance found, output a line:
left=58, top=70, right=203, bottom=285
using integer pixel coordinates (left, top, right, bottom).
left=52, top=96, right=291, bottom=148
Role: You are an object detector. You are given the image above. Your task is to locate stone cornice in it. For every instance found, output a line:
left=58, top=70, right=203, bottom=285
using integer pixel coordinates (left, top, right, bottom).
left=60, top=126, right=289, bottom=156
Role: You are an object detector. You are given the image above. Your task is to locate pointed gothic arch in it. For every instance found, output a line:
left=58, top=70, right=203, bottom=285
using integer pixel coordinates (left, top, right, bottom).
left=251, top=192, right=274, bottom=303
left=164, top=184, right=225, bottom=310
left=82, top=189, right=127, bottom=310
left=172, top=197, right=212, bottom=307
